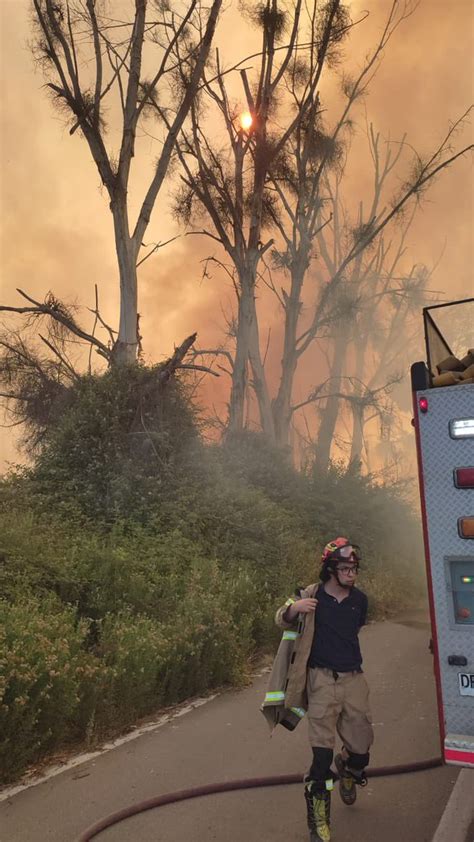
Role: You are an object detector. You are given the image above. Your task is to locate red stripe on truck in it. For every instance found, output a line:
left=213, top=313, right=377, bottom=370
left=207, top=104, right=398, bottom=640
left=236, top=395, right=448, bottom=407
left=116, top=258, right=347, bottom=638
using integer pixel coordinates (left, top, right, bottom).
left=445, top=748, right=474, bottom=766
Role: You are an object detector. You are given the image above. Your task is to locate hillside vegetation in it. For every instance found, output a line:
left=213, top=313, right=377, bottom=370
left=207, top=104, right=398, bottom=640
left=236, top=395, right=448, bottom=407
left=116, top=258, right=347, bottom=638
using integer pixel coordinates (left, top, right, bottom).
left=0, top=367, right=424, bottom=783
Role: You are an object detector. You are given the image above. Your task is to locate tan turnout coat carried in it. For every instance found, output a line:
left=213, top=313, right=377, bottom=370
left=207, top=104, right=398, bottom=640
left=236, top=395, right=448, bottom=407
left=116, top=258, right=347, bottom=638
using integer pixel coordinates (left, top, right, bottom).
left=261, top=584, right=318, bottom=732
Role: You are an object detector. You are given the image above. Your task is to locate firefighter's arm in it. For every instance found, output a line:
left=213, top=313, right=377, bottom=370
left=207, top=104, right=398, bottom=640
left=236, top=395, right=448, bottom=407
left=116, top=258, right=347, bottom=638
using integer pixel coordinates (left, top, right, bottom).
left=275, top=598, right=298, bottom=630
left=275, top=588, right=318, bottom=629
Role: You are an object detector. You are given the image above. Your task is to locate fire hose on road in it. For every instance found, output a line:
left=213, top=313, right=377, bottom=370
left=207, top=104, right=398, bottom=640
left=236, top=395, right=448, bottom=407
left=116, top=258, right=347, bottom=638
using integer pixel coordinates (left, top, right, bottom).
left=76, top=756, right=443, bottom=841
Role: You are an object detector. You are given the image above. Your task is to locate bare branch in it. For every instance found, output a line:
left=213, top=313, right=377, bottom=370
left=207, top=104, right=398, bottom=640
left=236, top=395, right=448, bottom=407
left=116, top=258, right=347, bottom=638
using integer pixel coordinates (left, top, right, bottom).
left=133, top=0, right=223, bottom=249
left=1, top=289, right=111, bottom=361
left=177, top=364, right=220, bottom=377
left=190, top=346, right=234, bottom=370
left=86, top=286, right=117, bottom=346
left=158, top=332, right=198, bottom=383
left=38, top=333, right=80, bottom=381
left=136, top=235, right=180, bottom=268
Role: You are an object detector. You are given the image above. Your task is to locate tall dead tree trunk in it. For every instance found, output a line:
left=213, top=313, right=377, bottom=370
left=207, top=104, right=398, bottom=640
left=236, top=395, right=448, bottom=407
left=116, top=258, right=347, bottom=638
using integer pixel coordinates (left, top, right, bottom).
left=348, top=401, right=365, bottom=467
left=111, top=201, right=140, bottom=364
left=314, top=323, right=347, bottom=472
left=31, top=0, right=222, bottom=365
left=348, top=334, right=367, bottom=467
left=229, top=282, right=253, bottom=434
left=248, top=301, right=275, bottom=439
left=264, top=4, right=472, bottom=461
left=272, top=250, right=308, bottom=448
left=174, top=0, right=347, bottom=436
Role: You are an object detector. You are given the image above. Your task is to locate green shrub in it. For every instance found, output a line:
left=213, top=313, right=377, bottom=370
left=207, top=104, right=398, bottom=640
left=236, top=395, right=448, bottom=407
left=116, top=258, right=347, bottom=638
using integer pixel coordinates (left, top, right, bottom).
left=0, top=597, right=97, bottom=783
left=92, top=611, right=170, bottom=732
left=132, top=560, right=262, bottom=706
left=32, top=365, right=201, bottom=523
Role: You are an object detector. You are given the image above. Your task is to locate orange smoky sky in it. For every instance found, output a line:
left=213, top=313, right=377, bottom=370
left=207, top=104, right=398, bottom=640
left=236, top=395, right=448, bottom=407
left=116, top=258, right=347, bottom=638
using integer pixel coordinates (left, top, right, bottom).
left=0, top=0, right=473, bottom=469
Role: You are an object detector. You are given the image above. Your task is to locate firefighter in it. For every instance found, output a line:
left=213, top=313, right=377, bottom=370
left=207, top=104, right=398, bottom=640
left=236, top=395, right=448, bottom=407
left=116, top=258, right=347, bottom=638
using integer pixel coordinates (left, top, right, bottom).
left=275, top=537, right=374, bottom=842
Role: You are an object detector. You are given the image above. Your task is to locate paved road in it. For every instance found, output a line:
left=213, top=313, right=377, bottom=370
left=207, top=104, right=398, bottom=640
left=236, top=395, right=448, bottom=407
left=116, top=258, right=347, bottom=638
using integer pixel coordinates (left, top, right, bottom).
left=0, top=618, right=461, bottom=842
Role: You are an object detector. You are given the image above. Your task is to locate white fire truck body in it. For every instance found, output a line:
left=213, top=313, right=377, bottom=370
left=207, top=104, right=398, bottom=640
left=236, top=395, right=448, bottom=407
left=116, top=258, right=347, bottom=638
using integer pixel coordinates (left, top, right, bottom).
left=411, top=300, right=474, bottom=768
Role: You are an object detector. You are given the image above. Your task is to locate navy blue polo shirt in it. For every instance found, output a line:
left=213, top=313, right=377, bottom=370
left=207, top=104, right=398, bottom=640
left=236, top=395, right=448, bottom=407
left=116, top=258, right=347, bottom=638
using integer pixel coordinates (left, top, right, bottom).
left=308, top=584, right=368, bottom=673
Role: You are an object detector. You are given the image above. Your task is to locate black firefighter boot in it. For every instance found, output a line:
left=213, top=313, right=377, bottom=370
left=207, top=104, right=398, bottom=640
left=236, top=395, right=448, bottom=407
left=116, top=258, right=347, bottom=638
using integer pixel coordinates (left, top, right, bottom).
left=303, top=777, right=332, bottom=842
left=334, top=751, right=368, bottom=806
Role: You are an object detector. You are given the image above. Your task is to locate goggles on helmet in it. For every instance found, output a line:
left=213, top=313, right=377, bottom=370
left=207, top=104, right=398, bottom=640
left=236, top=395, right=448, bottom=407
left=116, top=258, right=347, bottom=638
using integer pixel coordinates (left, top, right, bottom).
left=321, top=537, right=361, bottom=565
left=335, top=544, right=361, bottom=561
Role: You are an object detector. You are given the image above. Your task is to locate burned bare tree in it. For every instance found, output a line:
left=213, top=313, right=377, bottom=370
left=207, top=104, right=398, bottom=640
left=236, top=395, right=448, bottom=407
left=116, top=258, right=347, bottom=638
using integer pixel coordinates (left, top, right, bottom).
left=262, top=2, right=472, bottom=454
left=172, top=0, right=351, bottom=436
left=0, top=285, right=207, bottom=453
left=343, top=256, right=433, bottom=472
left=3, top=0, right=222, bottom=365
left=271, top=65, right=472, bottom=462
left=1, top=0, right=224, bottom=451
left=264, top=3, right=406, bottom=448
left=172, top=0, right=472, bottom=448
left=305, top=131, right=442, bottom=473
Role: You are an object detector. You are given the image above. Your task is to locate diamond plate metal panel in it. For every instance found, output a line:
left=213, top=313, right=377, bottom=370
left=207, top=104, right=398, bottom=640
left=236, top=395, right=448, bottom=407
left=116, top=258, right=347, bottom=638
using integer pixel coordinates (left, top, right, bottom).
left=416, top=382, right=474, bottom=738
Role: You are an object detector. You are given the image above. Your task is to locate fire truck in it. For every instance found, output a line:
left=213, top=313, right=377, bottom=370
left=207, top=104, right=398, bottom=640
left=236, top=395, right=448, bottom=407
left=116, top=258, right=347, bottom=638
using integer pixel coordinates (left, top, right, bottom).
left=411, top=297, right=474, bottom=768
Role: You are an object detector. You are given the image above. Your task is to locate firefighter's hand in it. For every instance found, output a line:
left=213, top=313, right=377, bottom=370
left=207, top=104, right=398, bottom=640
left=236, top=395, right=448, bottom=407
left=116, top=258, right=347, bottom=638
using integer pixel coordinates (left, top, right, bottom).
left=294, top=598, right=318, bottom=614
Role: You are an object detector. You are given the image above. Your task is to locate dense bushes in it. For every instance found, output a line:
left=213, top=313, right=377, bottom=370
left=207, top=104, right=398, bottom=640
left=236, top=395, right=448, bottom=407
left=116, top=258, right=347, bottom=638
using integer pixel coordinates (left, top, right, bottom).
left=0, top=535, right=266, bottom=782
left=0, top=368, right=425, bottom=783
left=31, top=364, right=202, bottom=524
left=0, top=597, right=94, bottom=780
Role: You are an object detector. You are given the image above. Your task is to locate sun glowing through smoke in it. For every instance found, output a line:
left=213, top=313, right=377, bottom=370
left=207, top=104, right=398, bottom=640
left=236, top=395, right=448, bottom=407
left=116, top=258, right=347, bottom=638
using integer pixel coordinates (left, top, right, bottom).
left=240, top=111, right=253, bottom=131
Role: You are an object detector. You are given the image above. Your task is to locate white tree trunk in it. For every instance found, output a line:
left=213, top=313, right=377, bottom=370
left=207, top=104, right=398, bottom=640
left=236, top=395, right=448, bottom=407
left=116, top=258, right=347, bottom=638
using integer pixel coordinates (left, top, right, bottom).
left=349, top=403, right=365, bottom=468
left=272, top=258, right=307, bottom=448
left=315, top=324, right=347, bottom=472
left=228, top=284, right=253, bottom=434
left=248, top=308, right=275, bottom=441
left=112, top=204, right=138, bottom=365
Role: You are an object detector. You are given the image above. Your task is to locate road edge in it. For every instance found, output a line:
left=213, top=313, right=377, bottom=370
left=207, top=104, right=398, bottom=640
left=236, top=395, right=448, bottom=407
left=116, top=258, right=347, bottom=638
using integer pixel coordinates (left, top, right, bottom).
left=0, top=664, right=271, bottom=804
left=0, top=693, right=217, bottom=804
left=431, top=768, right=474, bottom=842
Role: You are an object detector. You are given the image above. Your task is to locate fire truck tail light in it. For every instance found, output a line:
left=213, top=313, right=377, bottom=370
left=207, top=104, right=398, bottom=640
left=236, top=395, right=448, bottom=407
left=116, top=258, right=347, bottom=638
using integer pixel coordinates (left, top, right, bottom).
left=458, top=517, right=474, bottom=538
left=419, top=397, right=429, bottom=413
left=450, top=418, right=474, bottom=438
left=454, top=468, right=474, bottom=488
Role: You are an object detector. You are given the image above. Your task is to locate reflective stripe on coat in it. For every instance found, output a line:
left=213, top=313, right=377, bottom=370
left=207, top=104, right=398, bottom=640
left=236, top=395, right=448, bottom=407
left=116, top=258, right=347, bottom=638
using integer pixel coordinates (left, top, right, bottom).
left=261, top=583, right=318, bottom=732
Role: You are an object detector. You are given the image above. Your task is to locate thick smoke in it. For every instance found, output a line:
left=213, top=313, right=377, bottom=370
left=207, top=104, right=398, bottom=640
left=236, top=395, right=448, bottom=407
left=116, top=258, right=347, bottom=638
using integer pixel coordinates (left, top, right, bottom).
left=0, top=0, right=472, bottom=468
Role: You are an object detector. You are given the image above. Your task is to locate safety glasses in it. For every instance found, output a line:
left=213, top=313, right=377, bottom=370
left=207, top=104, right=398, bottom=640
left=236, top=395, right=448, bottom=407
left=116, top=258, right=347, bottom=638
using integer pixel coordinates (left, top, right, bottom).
left=336, top=564, right=359, bottom=575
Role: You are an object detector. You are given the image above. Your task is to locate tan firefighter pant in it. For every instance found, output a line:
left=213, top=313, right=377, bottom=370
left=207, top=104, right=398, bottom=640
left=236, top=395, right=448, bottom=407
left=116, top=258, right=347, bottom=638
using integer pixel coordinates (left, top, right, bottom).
left=307, top=667, right=374, bottom=754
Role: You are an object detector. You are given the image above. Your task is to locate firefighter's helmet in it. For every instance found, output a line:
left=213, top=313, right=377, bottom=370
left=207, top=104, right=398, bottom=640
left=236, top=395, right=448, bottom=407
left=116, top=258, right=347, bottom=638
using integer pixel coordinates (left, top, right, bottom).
left=321, top=537, right=361, bottom=565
